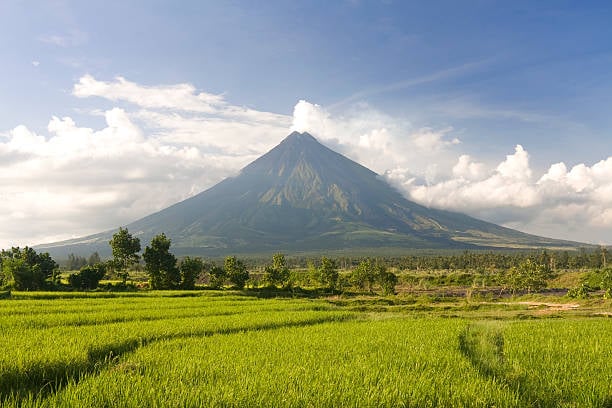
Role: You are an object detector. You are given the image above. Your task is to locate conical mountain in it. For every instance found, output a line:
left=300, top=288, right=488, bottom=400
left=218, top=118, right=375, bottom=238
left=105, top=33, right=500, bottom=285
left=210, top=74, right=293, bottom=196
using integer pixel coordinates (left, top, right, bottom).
left=39, top=131, right=579, bottom=257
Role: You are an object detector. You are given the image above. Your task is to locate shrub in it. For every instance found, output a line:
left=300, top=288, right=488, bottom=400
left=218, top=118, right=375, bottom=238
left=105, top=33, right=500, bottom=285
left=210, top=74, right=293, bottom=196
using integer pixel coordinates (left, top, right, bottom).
left=69, top=264, right=106, bottom=290
left=567, top=283, right=591, bottom=299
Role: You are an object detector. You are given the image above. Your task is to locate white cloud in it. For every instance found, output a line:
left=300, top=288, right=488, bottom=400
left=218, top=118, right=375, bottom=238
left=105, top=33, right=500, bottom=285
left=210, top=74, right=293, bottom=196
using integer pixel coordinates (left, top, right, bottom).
left=0, top=76, right=294, bottom=248
left=73, top=75, right=288, bottom=124
left=452, top=155, right=485, bottom=180
left=290, top=100, right=461, bottom=177
left=391, top=145, right=612, bottom=244
left=1, top=75, right=610, bottom=248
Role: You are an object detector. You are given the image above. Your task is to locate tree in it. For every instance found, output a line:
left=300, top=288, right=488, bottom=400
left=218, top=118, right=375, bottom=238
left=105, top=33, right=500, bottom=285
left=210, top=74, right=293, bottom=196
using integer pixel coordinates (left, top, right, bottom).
left=179, top=257, right=204, bottom=290
left=143, top=233, right=179, bottom=289
left=263, top=253, right=290, bottom=288
left=0, top=247, right=58, bottom=290
left=504, top=259, right=551, bottom=295
left=88, top=252, right=101, bottom=266
left=224, top=256, right=249, bottom=289
left=557, top=251, right=570, bottom=270
left=208, top=265, right=226, bottom=289
left=318, top=256, right=338, bottom=290
left=109, top=227, right=141, bottom=284
left=377, top=266, right=398, bottom=296
left=67, top=253, right=87, bottom=271
left=69, top=264, right=106, bottom=290
left=351, top=259, right=378, bottom=292
left=307, top=261, right=320, bottom=286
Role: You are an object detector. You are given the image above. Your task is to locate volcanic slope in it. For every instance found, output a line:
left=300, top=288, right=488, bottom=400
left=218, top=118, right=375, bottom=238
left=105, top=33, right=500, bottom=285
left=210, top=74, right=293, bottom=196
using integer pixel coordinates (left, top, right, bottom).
left=39, top=131, right=579, bottom=256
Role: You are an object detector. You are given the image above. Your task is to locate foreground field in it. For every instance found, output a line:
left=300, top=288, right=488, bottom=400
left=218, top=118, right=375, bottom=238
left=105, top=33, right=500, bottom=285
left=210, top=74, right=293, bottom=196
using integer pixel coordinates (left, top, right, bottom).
left=1, top=292, right=610, bottom=407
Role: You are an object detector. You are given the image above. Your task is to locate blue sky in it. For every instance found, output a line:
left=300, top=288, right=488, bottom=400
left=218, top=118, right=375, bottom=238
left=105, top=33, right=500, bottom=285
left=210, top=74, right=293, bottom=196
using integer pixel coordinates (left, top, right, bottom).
left=0, top=1, right=611, bottom=247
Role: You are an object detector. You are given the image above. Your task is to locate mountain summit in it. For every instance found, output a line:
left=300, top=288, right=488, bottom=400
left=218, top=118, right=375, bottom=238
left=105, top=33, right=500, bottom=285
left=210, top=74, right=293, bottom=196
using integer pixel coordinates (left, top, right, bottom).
left=39, top=131, right=578, bottom=256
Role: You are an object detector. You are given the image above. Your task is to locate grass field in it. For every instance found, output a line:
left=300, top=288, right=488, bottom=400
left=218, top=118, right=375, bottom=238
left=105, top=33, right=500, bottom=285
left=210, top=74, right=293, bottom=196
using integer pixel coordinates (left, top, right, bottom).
left=1, top=291, right=610, bottom=407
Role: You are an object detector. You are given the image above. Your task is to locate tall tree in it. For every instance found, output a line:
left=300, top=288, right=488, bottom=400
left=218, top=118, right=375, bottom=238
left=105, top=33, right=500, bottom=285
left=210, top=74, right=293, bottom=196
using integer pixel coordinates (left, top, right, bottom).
left=109, top=227, right=141, bottom=284
left=88, top=252, right=101, bottom=266
left=179, top=257, right=204, bottom=290
left=376, top=265, right=398, bottom=296
left=318, top=256, right=338, bottom=290
left=208, top=265, right=226, bottom=289
left=351, top=259, right=378, bottom=292
left=263, top=253, right=290, bottom=288
left=224, top=256, right=249, bottom=289
left=143, top=233, right=179, bottom=289
left=0, top=247, right=58, bottom=290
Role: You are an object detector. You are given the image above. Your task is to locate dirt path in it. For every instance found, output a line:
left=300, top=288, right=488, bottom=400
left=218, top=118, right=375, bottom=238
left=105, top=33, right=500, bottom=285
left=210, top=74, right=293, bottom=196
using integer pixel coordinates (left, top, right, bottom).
left=485, top=301, right=580, bottom=314
left=514, top=301, right=580, bottom=311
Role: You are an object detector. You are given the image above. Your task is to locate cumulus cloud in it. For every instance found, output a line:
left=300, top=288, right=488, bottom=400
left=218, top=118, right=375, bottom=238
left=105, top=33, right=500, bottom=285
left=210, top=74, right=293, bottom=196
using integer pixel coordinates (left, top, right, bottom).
left=389, top=146, right=612, bottom=244
left=291, top=100, right=461, bottom=177
left=73, top=75, right=288, bottom=124
left=289, top=100, right=611, bottom=243
left=1, top=76, right=610, bottom=247
left=0, top=76, right=293, bottom=248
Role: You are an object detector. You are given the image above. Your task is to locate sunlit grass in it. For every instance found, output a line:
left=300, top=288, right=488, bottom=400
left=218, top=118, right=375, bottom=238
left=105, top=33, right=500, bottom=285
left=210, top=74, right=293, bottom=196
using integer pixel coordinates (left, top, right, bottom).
left=0, top=291, right=609, bottom=407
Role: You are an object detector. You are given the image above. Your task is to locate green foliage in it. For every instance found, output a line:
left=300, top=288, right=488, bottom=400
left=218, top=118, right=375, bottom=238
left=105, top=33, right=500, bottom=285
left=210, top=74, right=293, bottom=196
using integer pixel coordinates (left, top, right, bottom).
left=143, top=233, right=179, bottom=290
left=263, top=253, right=290, bottom=288
left=318, top=256, right=338, bottom=289
left=349, top=259, right=397, bottom=295
left=0, top=247, right=58, bottom=290
left=567, top=283, right=592, bottom=299
left=504, top=259, right=552, bottom=294
left=306, top=261, right=320, bottom=286
left=377, top=268, right=398, bottom=296
left=601, top=268, right=612, bottom=299
left=208, top=265, right=226, bottom=289
left=68, top=264, right=106, bottom=290
left=109, top=227, right=141, bottom=283
left=178, top=257, right=203, bottom=290
left=66, top=253, right=87, bottom=271
left=87, top=252, right=101, bottom=266
left=350, top=259, right=377, bottom=291
left=224, top=256, right=249, bottom=289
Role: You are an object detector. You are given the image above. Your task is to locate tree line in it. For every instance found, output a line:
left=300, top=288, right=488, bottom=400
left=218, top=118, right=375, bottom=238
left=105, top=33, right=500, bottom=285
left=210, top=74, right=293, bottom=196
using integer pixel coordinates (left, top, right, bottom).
left=295, top=247, right=609, bottom=272
left=108, top=228, right=398, bottom=294
left=2, top=227, right=609, bottom=296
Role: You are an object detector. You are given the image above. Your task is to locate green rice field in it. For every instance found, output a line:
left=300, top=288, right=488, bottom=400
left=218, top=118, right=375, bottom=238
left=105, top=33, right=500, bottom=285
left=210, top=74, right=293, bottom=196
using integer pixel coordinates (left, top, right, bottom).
left=1, top=291, right=610, bottom=407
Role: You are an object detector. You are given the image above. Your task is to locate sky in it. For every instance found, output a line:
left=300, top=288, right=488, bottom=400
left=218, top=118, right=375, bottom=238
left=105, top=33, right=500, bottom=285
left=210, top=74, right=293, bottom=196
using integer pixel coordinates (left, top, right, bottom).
left=0, top=0, right=611, bottom=248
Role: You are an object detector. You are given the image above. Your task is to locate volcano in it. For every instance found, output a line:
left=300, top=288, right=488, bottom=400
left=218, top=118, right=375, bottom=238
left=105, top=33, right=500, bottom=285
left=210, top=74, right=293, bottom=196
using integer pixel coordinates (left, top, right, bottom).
left=39, top=131, right=579, bottom=257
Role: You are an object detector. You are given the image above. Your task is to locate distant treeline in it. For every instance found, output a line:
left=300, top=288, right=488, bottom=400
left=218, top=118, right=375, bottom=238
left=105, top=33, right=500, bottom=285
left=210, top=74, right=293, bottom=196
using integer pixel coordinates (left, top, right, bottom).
left=1, top=229, right=609, bottom=295
left=288, top=247, right=609, bottom=271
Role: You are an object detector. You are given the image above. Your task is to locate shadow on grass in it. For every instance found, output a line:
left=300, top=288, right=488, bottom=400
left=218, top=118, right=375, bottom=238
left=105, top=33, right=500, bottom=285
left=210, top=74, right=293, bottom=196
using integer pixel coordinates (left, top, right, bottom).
left=0, top=314, right=352, bottom=405
left=459, top=323, right=611, bottom=408
left=242, top=286, right=340, bottom=299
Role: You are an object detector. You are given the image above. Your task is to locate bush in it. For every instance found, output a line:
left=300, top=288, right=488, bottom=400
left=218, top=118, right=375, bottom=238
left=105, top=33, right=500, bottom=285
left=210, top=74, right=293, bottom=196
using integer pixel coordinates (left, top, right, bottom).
left=318, top=257, right=338, bottom=290
left=179, top=257, right=204, bottom=290
left=567, top=283, right=591, bottom=299
left=69, top=264, right=106, bottom=290
left=0, top=247, right=58, bottom=290
left=225, top=256, right=249, bottom=289
left=263, top=254, right=290, bottom=288
left=378, top=270, right=398, bottom=296
left=208, top=266, right=226, bottom=289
